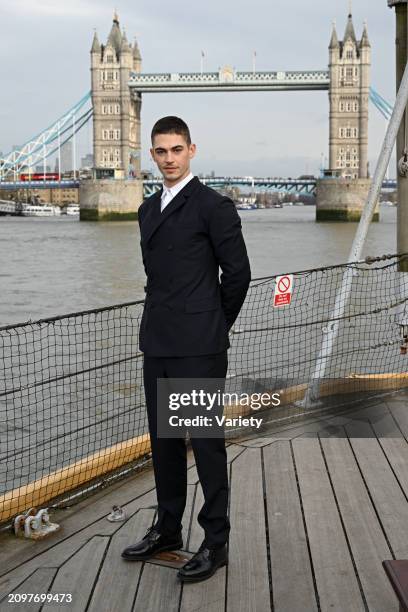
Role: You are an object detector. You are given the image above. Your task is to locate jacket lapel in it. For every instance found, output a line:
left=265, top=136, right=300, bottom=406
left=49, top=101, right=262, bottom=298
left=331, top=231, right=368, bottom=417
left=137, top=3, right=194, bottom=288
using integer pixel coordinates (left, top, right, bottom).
left=142, top=176, right=200, bottom=245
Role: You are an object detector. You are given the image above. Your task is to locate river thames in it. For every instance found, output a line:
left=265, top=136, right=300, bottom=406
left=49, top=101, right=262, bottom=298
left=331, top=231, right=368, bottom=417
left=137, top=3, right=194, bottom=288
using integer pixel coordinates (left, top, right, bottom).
left=0, top=204, right=397, bottom=326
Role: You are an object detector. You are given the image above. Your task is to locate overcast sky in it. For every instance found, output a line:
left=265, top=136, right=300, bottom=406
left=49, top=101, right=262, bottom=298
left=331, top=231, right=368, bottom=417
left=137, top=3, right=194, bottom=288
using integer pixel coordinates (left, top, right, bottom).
left=0, top=0, right=398, bottom=177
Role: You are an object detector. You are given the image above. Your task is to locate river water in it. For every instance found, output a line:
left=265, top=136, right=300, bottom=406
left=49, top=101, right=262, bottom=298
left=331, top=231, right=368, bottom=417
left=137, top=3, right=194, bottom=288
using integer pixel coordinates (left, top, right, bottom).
left=0, top=204, right=397, bottom=326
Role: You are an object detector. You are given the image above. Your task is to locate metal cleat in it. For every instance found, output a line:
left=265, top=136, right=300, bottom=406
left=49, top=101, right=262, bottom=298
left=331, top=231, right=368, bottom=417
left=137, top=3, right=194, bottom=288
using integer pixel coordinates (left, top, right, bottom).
left=14, top=508, right=60, bottom=540
left=107, top=505, right=126, bottom=522
left=14, top=507, right=36, bottom=536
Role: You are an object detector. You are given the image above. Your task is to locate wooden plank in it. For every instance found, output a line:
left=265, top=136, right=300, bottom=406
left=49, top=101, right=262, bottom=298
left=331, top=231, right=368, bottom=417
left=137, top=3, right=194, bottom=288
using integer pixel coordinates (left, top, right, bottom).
left=385, top=398, right=408, bottom=438
left=234, top=437, right=281, bottom=447
left=179, top=566, right=226, bottom=612
left=345, top=421, right=408, bottom=558
left=356, top=401, right=404, bottom=438
left=320, top=436, right=396, bottom=612
left=293, top=437, right=366, bottom=612
left=188, top=483, right=205, bottom=554
left=134, top=564, right=180, bottom=611
left=41, top=536, right=109, bottom=612
left=368, top=403, right=408, bottom=504
left=375, top=437, right=408, bottom=501
left=263, top=440, right=318, bottom=612
left=0, top=568, right=56, bottom=612
left=227, top=447, right=270, bottom=612
left=226, top=443, right=251, bottom=460
left=187, top=465, right=200, bottom=485
left=182, top=484, right=195, bottom=548
left=87, top=508, right=155, bottom=612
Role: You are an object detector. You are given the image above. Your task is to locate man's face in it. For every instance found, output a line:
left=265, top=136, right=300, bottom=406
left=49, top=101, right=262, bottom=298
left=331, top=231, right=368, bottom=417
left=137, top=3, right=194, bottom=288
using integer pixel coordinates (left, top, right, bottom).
left=150, top=133, right=196, bottom=185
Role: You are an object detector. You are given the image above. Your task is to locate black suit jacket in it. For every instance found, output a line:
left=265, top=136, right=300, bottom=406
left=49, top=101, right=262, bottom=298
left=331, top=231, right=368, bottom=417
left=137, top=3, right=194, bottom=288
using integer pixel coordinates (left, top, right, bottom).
left=137, top=176, right=251, bottom=357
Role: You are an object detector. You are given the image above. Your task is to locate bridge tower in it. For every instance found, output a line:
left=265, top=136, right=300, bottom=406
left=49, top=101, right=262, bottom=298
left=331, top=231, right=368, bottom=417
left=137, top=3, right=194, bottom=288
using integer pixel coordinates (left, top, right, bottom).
left=317, top=12, right=376, bottom=221
left=328, top=13, right=370, bottom=179
left=80, top=12, right=143, bottom=221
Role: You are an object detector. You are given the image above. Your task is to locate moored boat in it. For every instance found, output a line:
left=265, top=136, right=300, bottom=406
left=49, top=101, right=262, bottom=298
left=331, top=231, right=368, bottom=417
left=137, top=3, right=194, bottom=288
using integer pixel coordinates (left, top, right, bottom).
left=20, top=203, right=61, bottom=217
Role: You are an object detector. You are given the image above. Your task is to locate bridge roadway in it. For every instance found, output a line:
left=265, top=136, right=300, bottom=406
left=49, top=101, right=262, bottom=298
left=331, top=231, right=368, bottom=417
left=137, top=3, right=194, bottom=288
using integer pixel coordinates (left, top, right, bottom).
left=0, top=178, right=398, bottom=201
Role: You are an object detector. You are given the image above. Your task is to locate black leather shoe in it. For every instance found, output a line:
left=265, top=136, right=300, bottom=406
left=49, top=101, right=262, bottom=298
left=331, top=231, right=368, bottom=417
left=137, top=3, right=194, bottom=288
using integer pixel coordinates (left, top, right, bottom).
left=177, top=543, right=228, bottom=582
left=121, top=525, right=183, bottom=561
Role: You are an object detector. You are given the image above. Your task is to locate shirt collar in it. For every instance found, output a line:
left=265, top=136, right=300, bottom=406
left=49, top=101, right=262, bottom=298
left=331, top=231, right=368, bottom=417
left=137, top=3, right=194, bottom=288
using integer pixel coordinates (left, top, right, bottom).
left=162, top=172, right=194, bottom=198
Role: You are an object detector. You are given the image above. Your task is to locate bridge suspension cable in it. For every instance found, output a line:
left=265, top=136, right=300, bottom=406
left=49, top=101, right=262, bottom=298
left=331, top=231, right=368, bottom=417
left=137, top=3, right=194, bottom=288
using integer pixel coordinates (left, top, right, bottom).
left=0, top=92, right=92, bottom=180
left=370, top=87, right=393, bottom=120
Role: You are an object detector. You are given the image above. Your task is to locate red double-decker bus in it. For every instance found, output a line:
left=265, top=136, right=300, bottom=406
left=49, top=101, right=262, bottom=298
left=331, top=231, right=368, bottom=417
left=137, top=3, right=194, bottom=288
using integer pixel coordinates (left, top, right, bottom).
left=19, top=173, right=60, bottom=182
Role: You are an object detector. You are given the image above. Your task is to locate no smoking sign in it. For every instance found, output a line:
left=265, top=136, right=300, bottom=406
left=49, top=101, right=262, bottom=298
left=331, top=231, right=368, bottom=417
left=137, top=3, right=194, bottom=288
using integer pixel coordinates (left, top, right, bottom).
left=273, top=274, right=293, bottom=307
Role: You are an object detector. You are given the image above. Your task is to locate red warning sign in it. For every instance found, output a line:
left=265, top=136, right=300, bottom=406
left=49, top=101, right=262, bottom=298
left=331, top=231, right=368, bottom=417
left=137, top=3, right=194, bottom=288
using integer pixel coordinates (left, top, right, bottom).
left=274, top=274, right=293, bottom=307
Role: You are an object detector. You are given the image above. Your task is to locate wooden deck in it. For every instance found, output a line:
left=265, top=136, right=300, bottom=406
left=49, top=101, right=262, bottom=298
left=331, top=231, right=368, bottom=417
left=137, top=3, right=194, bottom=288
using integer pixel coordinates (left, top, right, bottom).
left=0, top=391, right=408, bottom=612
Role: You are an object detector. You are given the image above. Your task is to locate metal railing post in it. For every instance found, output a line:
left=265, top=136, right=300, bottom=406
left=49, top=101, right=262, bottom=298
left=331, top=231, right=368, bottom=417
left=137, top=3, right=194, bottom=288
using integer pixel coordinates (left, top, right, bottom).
left=300, top=57, right=408, bottom=407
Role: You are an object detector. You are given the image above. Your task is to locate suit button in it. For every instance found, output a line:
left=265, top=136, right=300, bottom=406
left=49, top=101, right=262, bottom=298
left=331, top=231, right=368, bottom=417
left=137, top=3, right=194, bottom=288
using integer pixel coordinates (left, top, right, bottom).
left=167, top=244, right=174, bottom=250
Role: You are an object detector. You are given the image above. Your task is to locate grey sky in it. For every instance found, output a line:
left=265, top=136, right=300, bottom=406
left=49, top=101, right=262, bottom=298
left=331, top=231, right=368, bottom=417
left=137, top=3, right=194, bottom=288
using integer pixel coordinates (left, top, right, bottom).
left=0, top=0, right=397, bottom=177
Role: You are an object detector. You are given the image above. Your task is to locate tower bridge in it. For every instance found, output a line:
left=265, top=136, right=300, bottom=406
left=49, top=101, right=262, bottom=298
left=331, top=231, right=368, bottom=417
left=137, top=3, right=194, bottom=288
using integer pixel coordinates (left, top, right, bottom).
left=0, top=10, right=391, bottom=221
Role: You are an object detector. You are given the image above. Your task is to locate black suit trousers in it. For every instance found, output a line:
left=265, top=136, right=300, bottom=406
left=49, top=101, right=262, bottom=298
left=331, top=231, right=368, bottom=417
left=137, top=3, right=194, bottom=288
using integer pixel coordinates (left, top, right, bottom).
left=143, top=350, right=230, bottom=549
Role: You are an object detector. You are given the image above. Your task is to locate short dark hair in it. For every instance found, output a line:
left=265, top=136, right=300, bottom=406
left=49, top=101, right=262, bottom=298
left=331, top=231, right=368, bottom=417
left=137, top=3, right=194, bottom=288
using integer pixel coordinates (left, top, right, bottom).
left=151, top=116, right=191, bottom=145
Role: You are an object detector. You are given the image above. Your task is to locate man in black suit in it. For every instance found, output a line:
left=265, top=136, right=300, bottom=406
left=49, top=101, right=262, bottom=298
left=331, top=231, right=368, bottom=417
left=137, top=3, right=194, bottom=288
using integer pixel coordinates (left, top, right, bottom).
left=122, top=116, right=251, bottom=582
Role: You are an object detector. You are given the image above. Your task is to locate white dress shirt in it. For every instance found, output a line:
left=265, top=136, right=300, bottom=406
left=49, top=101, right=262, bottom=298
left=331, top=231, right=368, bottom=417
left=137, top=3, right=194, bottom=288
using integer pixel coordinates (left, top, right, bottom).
left=161, top=172, right=194, bottom=213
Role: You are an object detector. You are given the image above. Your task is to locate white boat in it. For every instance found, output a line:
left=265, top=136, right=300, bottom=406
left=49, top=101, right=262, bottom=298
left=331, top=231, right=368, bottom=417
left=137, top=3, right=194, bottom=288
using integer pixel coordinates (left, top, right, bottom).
left=0, top=200, right=17, bottom=215
left=66, top=204, right=80, bottom=216
left=20, top=204, right=61, bottom=217
left=236, top=203, right=257, bottom=210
